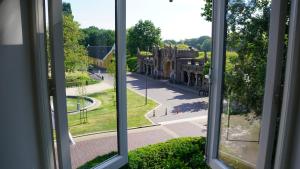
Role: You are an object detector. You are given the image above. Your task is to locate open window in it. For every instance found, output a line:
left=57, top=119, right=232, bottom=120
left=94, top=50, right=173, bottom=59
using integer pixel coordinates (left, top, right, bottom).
left=206, top=0, right=290, bottom=168
left=48, top=0, right=127, bottom=168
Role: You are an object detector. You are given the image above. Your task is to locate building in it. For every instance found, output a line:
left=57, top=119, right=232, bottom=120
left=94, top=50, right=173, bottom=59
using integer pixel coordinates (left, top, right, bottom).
left=87, top=45, right=115, bottom=69
left=137, top=46, right=209, bottom=91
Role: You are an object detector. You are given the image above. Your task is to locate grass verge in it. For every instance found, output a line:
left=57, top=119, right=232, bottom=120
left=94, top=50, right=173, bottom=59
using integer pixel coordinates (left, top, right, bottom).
left=68, top=89, right=157, bottom=136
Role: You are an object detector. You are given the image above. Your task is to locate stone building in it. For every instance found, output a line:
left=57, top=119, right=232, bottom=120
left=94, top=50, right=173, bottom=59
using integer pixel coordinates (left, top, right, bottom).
left=137, top=46, right=209, bottom=92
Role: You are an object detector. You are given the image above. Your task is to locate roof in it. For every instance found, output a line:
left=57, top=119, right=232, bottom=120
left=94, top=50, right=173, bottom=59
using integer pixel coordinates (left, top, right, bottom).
left=87, top=45, right=113, bottom=60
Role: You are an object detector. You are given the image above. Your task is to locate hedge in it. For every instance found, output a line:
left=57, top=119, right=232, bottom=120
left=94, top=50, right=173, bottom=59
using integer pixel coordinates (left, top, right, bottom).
left=79, top=137, right=209, bottom=169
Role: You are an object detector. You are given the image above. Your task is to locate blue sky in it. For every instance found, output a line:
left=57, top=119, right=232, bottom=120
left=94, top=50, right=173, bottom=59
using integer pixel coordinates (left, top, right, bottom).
left=63, top=0, right=212, bottom=41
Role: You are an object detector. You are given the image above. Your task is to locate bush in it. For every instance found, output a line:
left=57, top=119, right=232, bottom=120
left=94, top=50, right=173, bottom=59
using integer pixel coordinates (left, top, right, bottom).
left=127, top=56, right=138, bottom=72
left=79, top=137, right=209, bottom=169
left=65, top=71, right=99, bottom=87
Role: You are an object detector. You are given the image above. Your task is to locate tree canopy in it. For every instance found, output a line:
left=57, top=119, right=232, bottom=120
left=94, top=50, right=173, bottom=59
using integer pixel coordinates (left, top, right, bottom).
left=81, top=26, right=115, bottom=47
left=164, top=36, right=212, bottom=51
left=127, top=20, right=161, bottom=55
left=202, top=0, right=271, bottom=115
left=62, top=3, right=88, bottom=72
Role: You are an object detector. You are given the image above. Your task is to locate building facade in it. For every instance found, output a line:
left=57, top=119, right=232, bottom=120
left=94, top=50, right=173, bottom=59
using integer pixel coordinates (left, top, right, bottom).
left=137, top=46, right=209, bottom=91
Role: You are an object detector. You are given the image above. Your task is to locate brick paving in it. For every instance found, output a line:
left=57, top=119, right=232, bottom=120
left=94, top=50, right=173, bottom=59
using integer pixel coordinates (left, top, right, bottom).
left=70, top=118, right=207, bottom=168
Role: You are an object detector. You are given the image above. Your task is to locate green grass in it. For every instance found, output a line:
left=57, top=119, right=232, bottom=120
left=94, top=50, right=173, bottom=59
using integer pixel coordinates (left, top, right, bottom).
left=68, top=89, right=157, bottom=136
left=66, top=97, right=90, bottom=112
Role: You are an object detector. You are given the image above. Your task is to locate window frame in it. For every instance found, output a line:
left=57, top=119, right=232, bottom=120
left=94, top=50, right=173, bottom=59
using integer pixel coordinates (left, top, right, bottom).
left=206, top=0, right=288, bottom=168
left=48, top=0, right=128, bottom=168
left=274, top=0, right=300, bottom=168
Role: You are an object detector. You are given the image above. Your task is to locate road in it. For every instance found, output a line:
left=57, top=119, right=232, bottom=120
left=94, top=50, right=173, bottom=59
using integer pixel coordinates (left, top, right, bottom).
left=126, top=73, right=208, bottom=123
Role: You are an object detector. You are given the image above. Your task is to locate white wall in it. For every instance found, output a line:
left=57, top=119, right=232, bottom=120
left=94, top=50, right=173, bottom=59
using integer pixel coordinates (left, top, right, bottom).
left=0, top=0, right=42, bottom=168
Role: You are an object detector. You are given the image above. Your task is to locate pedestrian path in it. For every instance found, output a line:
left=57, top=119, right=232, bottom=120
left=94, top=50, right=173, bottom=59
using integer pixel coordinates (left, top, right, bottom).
left=66, top=81, right=113, bottom=96
left=70, top=117, right=207, bottom=168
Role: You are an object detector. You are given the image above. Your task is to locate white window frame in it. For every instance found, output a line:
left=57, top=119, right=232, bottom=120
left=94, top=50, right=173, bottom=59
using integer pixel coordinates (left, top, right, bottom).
left=206, top=0, right=288, bottom=168
left=274, top=0, right=300, bottom=168
left=48, top=0, right=128, bottom=168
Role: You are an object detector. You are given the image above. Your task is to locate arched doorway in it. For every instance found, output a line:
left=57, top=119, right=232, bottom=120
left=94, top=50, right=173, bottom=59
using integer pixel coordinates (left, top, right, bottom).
left=163, top=61, right=171, bottom=78
left=190, top=73, right=196, bottom=86
left=183, top=71, right=188, bottom=84
left=147, top=65, right=151, bottom=76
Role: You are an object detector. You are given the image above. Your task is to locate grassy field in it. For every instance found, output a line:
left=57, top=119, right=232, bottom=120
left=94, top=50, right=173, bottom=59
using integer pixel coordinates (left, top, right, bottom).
left=68, top=89, right=157, bottom=136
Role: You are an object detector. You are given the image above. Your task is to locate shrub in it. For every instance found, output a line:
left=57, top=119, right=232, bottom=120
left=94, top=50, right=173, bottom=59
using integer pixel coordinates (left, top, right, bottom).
left=65, top=71, right=99, bottom=87
left=127, top=56, right=138, bottom=72
left=79, top=137, right=209, bottom=169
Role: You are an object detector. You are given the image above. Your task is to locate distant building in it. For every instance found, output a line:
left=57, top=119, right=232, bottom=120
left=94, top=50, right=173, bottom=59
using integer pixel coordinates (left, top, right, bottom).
left=87, top=45, right=115, bottom=69
left=137, top=46, right=209, bottom=91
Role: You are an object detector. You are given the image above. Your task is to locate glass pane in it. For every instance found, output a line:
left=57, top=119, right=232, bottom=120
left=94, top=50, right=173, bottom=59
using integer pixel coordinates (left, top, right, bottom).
left=218, top=0, right=271, bottom=168
left=51, top=1, right=118, bottom=168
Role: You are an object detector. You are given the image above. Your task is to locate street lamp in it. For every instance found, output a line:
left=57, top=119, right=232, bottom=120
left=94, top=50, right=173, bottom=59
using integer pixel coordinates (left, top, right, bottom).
left=145, top=66, right=148, bottom=105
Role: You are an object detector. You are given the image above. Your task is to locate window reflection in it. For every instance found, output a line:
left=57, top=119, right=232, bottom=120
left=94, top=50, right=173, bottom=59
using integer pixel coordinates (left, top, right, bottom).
left=218, top=0, right=271, bottom=168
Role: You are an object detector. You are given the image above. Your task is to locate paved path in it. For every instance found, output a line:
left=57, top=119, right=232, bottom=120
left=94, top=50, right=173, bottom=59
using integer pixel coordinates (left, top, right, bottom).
left=66, top=82, right=112, bottom=96
left=126, top=73, right=208, bottom=123
left=70, top=117, right=207, bottom=168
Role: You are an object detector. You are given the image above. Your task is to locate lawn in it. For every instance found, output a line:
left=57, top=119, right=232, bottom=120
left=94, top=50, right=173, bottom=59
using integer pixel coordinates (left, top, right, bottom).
left=68, top=89, right=157, bottom=136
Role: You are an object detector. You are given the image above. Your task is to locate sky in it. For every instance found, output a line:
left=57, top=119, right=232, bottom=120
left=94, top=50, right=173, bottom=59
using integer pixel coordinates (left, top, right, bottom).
left=63, top=0, right=212, bottom=41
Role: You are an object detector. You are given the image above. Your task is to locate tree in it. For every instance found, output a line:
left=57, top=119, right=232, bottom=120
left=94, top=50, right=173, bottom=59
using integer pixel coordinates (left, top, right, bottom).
left=63, top=3, right=88, bottom=72
left=201, top=38, right=212, bottom=52
left=201, top=0, right=271, bottom=115
left=63, top=2, right=72, bottom=15
left=127, top=20, right=161, bottom=55
left=81, top=26, right=115, bottom=47
left=178, top=36, right=211, bottom=50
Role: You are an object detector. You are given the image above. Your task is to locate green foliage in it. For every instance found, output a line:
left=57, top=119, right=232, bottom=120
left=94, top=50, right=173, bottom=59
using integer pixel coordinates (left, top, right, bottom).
left=63, top=2, right=72, bottom=15
left=65, top=71, right=99, bottom=87
left=181, top=36, right=211, bottom=50
left=79, top=137, right=209, bottom=169
left=127, top=20, right=161, bottom=55
left=202, top=0, right=271, bottom=115
left=139, top=51, right=153, bottom=56
left=176, top=43, right=190, bottom=50
left=163, top=39, right=177, bottom=45
left=201, top=0, right=212, bottom=22
left=81, top=26, right=115, bottom=47
left=78, top=152, right=117, bottom=169
left=127, top=56, right=138, bottom=72
left=123, top=137, right=208, bottom=169
left=63, top=8, right=88, bottom=72
left=201, top=39, right=212, bottom=52
left=165, top=36, right=212, bottom=51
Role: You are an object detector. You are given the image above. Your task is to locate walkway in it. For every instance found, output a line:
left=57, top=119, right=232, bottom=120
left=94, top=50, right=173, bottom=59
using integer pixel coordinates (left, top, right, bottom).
left=70, top=117, right=207, bottom=168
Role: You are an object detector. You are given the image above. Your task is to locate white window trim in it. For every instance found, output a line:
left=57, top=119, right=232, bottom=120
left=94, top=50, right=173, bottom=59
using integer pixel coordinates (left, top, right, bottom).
left=31, top=0, right=55, bottom=168
left=48, top=0, right=128, bottom=168
left=206, top=0, right=288, bottom=168
left=274, top=0, right=300, bottom=168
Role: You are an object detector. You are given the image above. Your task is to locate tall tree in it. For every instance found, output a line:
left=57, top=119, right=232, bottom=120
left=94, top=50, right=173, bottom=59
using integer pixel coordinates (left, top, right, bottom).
left=201, top=0, right=271, bottom=115
left=62, top=3, right=87, bottom=72
left=81, top=26, right=115, bottom=47
left=127, top=20, right=161, bottom=55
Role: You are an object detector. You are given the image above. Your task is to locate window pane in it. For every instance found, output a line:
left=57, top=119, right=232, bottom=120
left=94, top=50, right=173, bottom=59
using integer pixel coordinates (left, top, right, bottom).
left=218, top=0, right=271, bottom=168
left=50, top=1, right=118, bottom=168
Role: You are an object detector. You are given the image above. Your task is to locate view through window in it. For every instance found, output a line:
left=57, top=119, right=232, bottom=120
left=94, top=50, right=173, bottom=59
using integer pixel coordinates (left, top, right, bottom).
left=49, top=0, right=212, bottom=168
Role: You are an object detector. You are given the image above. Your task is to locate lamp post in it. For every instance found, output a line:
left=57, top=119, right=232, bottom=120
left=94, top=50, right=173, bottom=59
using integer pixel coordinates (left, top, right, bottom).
left=145, top=67, right=148, bottom=105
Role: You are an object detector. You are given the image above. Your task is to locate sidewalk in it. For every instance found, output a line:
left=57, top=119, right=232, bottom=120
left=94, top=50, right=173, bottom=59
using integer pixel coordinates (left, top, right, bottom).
left=70, top=117, right=207, bottom=168
left=66, top=81, right=113, bottom=96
